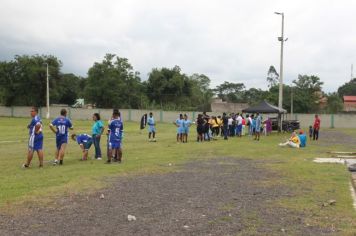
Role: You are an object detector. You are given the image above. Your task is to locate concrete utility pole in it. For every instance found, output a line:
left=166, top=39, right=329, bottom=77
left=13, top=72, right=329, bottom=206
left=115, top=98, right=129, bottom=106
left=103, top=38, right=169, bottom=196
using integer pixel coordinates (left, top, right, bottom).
left=44, top=63, right=50, bottom=119
left=275, top=11, right=287, bottom=131
left=275, top=12, right=285, bottom=111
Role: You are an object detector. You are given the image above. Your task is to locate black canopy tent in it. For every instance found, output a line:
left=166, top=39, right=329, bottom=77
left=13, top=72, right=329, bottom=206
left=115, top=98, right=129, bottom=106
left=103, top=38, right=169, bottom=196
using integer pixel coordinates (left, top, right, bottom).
left=242, top=100, right=287, bottom=114
left=242, top=100, right=287, bottom=131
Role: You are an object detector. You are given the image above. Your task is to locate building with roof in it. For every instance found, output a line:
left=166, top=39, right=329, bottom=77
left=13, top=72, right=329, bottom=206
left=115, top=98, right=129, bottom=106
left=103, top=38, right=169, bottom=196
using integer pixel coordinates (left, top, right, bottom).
left=343, top=96, right=356, bottom=112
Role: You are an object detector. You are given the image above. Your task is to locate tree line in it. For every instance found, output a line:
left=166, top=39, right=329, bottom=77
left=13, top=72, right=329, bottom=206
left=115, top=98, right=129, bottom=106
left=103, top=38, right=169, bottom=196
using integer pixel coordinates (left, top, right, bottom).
left=0, top=54, right=353, bottom=113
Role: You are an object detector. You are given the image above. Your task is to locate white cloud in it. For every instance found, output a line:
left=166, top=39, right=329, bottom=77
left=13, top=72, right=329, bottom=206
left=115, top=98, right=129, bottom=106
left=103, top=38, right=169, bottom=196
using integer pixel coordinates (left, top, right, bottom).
left=0, top=0, right=355, bottom=92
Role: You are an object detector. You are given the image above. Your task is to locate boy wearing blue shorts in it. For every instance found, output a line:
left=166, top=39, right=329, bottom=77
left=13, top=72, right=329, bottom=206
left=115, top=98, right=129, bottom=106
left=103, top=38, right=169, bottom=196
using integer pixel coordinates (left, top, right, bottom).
left=107, top=109, right=124, bottom=164
left=174, top=114, right=184, bottom=142
left=23, top=107, right=44, bottom=168
left=147, top=112, right=156, bottom=142
left=50, top=109, right=73, bottom=165
left=71, top=133, right=93, bottom=161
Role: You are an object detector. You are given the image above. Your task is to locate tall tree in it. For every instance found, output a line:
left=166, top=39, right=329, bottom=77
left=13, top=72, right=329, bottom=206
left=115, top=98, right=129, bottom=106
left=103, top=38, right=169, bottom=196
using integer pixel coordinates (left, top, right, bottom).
left=214, top=81, right=245, bottom=103
left=266, top=65, right=279, bottom=88
left=338, top=78, right=356, bottom=97
left=324, top=92, right=343, bottom=113
left=84, top=54, right=144, bottom=108
left=291, top=75, right=324, bottom=113
left=0, top=55, right=62, bottom=106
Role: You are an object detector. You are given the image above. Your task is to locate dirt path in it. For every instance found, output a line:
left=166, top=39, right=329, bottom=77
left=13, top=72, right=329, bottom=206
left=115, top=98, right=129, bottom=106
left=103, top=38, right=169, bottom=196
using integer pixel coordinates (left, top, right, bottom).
left=0, top=158, right=333, bottom=235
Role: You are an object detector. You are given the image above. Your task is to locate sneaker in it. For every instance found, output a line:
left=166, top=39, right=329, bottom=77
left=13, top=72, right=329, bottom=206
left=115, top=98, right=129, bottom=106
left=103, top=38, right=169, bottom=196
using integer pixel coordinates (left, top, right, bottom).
left=53, top=160, right=58, bottom=166
left=22, top=164, right=29, bottom=168
left=97, top=157, right=102, bottom=160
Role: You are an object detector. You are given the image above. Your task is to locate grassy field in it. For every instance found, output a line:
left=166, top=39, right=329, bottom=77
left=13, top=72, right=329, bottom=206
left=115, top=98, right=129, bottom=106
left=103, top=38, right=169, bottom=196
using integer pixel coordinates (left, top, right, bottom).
left=0, top=117, right=356, bottom=233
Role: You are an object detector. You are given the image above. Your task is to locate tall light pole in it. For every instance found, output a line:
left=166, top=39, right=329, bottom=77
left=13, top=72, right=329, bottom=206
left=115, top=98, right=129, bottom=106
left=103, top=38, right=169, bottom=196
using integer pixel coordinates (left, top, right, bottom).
left=275, top=12, right=285, bottom=111
left=290, top=85, right=293, bottom=118
left=44, top=63, right=50, bottom=119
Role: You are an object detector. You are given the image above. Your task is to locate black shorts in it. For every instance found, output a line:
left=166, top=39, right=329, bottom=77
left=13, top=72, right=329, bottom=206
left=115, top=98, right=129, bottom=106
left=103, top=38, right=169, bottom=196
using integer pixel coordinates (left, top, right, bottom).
left=197, top=126, right=204, bottom=135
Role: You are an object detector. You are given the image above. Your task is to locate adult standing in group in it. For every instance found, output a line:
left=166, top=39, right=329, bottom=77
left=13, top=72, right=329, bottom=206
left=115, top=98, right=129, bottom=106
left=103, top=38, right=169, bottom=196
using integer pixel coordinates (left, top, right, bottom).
left=248, top=114, right=253, bottom=136
left=236, top=113, right=243, bottom=137
left=107, top=109, right=124, bottom=164
left=313, top=114, right=321, bottom=140
left=254, top=113, right=262, bottom=141
left=196, top=114, right=205, bottom=142
left=92, top=113, right=104, bottom=160
left=222, top=112, right=229, bottom=140
left=23, top=107, right=44, bottom=168
left=49, top=109, right=73, bottom=165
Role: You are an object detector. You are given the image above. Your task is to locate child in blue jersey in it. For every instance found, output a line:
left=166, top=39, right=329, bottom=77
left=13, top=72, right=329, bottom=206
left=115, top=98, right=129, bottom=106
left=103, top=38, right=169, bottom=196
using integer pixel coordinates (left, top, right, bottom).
left=174, top=114, right=184, bottom=143
left=23, top=107, right=44, bottom=168
left=49, top=109, right=73, bottom=165
left=71, top=133, right=92, bottom=160
left=107, top=109, right=124, bottom=164
left=147, top=112, right=156, bottom=142
left=182, top=114, right=192, bottom=143
left=298, top=130, right=307, bottom=148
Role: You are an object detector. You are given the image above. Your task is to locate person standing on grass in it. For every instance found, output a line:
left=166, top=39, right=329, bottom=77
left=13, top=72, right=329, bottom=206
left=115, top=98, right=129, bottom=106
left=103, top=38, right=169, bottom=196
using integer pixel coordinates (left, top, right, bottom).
left=147, top=112, right=156, bottom=142
left=313, top=114, right=321, bottom=140
left=196, top=114, right=205, bottom=142
left=92, top=113, right=104, bottom=160
left=236, top=113, right=243, bottom=137
left=248, top=114, right=253, bottom=135
left=241, top=115, right=246, bottom=136
left=222, top=112, right=229, bottom=140
left=182, top=114, right=192, bottom=143
left=23, top=107, right=44, bottom=168
left=49, top=109, right=73, bottom=165
left=107, top=109, right=123, bottom=164
left=254, top=113, right=261, bottom=141
left=71, top=133, right=93, bottom=161
left=174, top=114, right=184, bottom=143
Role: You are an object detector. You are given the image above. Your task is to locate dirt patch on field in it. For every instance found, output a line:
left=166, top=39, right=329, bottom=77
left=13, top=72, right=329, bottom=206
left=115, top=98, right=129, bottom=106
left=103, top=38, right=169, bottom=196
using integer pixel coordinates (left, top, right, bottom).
left=316, top=129, right=356, bottom=147
left=0, top=158, right=334, bottom=235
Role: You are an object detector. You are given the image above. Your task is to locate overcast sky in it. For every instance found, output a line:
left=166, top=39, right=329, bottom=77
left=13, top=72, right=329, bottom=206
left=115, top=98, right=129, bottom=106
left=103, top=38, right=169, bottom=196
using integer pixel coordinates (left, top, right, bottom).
left=0, top=0, right=355, bottom=92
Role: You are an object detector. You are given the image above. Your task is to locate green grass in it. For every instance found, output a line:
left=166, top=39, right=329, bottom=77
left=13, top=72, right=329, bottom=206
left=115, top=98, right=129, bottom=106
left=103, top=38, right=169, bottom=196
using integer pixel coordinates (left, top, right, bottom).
left=0, top=117, right=356, bottom=233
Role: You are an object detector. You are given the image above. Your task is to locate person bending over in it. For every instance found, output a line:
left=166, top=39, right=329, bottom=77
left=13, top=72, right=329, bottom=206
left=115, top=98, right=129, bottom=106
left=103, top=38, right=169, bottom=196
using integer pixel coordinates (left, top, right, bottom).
left=71, top=133, right=93, bottom=161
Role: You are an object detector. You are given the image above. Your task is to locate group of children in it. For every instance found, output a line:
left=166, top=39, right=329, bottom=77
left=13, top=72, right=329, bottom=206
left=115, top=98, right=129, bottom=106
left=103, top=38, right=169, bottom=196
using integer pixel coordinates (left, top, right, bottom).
left=23, top=107, right=124, bottom=168
left=146, top=112, right=273, bottom=143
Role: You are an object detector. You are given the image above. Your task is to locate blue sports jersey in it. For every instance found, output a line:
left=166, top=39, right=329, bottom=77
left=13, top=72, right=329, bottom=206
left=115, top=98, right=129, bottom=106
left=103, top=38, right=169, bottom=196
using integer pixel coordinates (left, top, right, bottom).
left=76, top=134, right=92, bottom=145
left=109, top=118, right=124, bottom=142
left=51, top=116, right=73, bottom=138
left=28, top=115, right=43, bottom=136
left=147, top=117, right=155, bottom=126
left=176, top=119, right=184, bottom=128
left=183, top=119, right=192, bottom=128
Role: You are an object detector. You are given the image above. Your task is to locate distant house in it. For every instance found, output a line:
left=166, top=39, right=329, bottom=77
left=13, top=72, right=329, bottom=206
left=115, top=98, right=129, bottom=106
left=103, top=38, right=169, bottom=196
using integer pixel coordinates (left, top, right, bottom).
left=210, top=98, right=249, bottom=113
left=343, top=96, right=356, bottom=112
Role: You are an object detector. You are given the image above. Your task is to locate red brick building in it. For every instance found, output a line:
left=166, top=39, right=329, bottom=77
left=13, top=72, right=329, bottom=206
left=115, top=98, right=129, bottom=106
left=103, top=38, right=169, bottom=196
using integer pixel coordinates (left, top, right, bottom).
left=343, top=96, right=356, bottom=112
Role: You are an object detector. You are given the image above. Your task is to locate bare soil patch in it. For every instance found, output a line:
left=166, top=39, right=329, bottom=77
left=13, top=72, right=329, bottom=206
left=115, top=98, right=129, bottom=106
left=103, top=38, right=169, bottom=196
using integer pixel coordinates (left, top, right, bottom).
left=0, top=158, right=334, bottom=235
